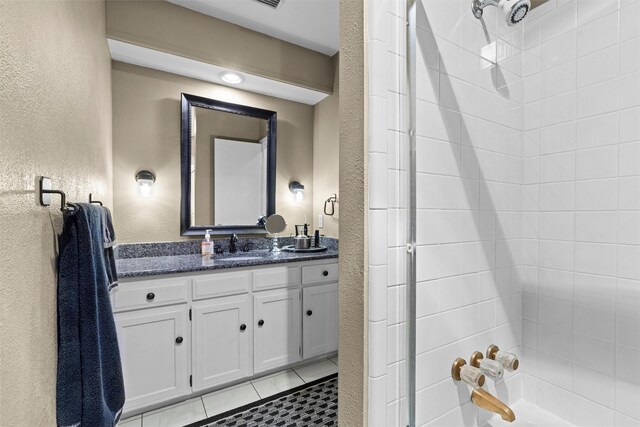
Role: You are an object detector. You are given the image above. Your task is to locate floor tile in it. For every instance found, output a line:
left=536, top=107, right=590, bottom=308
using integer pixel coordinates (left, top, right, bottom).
left=142, top=397, right=206, bottom=427
left=293, top=359, right=339, bottom=383
left=118, top=415, right=141, bottom=427
left=202, top=381, right=261, bottom=417
left=329, top=355, right=338, bottom=366
left=251, top=370, right=305, bottom=398
left=206, top=376, right=338, bottom=427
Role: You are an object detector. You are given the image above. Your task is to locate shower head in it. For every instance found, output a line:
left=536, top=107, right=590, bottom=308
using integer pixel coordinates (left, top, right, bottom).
left=502, top=0, right=531, bottom=25
left=472, top=0, right=531, bottom=26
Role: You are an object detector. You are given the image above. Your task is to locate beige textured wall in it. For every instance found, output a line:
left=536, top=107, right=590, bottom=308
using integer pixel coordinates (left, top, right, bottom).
left=0, top=1, right=113, bottom=425
left=313, top=55, right=340, bottom=238
left=112, top=62, right=314, bottom=242
left=338, top=0, right=368, bottom=425
left=106, top=0, right=334, bottom=94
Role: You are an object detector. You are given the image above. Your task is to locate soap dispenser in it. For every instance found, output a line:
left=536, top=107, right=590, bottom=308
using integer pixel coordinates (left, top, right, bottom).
left=202, top=229, right=214, bottom=259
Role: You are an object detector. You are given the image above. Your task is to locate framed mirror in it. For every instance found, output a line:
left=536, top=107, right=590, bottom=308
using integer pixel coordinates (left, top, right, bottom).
left=180, top=93, right=277, bottom=235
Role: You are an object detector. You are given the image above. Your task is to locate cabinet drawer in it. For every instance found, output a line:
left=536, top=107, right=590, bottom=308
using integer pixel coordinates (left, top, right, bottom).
left=114, top=278, right=189, bottom=312
left=192, top=271, right=251, bottom=300
left=252, top=266, right=301, bottom=291
left=302, top=263, right=338, bottom=285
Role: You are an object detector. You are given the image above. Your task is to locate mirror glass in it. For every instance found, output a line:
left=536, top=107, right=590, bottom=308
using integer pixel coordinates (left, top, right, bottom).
left=191, top=108, right=268, bottom=225
left=181, top=93, right=277, bottom=235
left=264, top=214, right=286, bottom=235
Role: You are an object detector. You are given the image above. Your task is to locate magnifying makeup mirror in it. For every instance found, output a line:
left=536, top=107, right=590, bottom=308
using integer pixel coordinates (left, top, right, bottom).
left=265, top=214, right=286, bottom=252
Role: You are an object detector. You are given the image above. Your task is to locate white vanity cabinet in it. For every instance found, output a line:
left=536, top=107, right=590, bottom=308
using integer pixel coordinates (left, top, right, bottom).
left=191, top=294, right=252, bottom=392
left=302, top=283, right=339, bottom=359
left=114, top=259, right=337, bottom=417
left=300, top=264, right=339, bottom=359
left=114, top=304, right=190, bottom=412
left=253, top=288, right=301, bottom=373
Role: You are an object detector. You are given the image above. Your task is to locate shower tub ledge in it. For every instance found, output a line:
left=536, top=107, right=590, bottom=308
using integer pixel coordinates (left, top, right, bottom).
left=482, top=400, right=574, bottom=427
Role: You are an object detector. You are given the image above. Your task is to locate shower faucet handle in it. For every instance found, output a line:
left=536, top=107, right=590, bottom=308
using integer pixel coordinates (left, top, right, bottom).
left=470, top=351, right=504, bottom=381
left=486, top=345, right=519, bottom=372
left=451, top=358, right=486, bottom=388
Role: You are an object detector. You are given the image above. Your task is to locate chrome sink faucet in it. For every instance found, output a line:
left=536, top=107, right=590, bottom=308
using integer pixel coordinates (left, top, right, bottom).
left=229, top=234, right=239, bottom=253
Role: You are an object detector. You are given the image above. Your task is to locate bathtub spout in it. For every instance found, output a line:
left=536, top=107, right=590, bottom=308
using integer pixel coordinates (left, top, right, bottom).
left=471, top=388, right=516, bottom=422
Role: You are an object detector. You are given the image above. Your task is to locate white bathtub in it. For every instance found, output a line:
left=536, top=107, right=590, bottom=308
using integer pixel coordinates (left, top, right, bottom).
left=482, top=400, right=575, bottom=427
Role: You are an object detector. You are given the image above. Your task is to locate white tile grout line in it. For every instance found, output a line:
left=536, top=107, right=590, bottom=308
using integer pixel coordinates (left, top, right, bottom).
left=291, top=368, right=307, bottom=384
left=201, top=396, right=208, bottom=419
left=249, top=378, right=263, bottom=399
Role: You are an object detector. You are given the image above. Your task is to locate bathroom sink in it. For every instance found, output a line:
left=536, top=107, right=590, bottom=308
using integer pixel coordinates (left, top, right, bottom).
left=216, top=256, right=263, bottom=262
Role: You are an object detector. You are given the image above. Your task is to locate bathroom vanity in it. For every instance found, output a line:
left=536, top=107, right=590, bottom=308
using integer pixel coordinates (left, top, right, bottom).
left=109, top=60, right=341, bottom=418
left=113, top=251, right=338, bottom=416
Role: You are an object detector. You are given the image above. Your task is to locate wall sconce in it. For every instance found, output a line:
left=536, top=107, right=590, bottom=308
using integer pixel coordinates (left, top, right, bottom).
left=289, top=181, right=304, bottom=203
left=136, top=170, right=156, bottom=197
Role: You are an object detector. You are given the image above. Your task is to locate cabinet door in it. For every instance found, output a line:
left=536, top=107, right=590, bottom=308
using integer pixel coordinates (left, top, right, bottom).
left=303, top=283, right=338, bottom=359
left=192, top=294, right=252, bottom=392
left=115, top=305, right=190, bottom=413
left=254, top=289, right=301, bottom=373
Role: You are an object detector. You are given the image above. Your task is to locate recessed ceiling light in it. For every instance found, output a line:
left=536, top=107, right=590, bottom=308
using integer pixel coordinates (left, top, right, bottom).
left=219, top=71, right=244, bottom=84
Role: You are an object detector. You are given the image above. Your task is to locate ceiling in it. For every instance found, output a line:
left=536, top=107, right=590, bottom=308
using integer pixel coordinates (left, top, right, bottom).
left=167, top=0, right=339, bottom=56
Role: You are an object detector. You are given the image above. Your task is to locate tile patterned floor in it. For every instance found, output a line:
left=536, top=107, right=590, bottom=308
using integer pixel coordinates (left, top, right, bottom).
left=118, top=356, right=338, bottom=427
left=202, top=375, right=338, bottom=427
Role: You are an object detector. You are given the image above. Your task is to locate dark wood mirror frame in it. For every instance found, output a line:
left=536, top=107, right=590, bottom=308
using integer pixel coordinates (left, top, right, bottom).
left=180, top=93, right=277, bottom=236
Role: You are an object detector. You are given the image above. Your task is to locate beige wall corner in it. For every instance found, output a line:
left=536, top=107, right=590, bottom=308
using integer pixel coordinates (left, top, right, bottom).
left=312, top=54, right=340, bottom=238
left=338, top=0, right=368, bottom=426
left=106, top=0, right=335, bottom=94
left=0, top=1, right=113, bottom=424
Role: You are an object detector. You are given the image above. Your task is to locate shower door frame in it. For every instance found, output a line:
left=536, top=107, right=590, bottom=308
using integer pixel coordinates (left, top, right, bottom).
left=405, top=1, right=417, bottom=427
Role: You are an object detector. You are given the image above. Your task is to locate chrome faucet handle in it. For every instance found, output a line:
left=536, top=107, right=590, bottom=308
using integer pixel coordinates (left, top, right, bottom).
left=470, top=351, right=504, bottom=381
left=487, top=345, right=519, bottom=372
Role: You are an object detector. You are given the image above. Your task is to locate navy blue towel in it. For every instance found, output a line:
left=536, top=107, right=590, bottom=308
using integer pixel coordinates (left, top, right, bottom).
left=56, top=203, right=125, bottom=427
left=101, top=206, right=118, bottom=291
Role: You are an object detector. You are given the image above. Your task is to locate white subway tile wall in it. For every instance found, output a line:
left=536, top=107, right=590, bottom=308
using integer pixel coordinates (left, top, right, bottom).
left=369, top=0, right=640, bottom=426
left=413, top=0, right=525, bottom=425
left=522, top=1, right=640, bottom=426
left=368, top=1, right=409, bottom=426
left=369, top=0, right=526, bottom=425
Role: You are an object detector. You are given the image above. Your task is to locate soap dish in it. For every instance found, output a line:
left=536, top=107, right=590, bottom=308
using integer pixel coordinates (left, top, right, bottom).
left=281, top=245, right=328, bottom=253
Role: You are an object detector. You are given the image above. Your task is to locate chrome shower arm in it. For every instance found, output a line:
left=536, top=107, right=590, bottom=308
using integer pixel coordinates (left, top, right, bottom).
left=472, top=0, right=500, bottom=17
left=472, top=0, right=531, bottom=24
left=476, top=0, right=500, bottom=8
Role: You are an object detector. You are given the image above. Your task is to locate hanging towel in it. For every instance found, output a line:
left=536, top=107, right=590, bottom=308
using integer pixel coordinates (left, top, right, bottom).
left=101, top=206, right=118, bottom=291
left=56, top=203, right=125, bottom=427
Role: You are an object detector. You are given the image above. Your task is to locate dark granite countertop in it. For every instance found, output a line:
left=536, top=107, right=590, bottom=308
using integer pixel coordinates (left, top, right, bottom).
left=116, top=249, right=339, bottom=279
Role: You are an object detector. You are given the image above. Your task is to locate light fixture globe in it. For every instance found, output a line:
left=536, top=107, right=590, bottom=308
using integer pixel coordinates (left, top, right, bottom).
left=288, top=181, right=305, bottom=202
left=135, top=170, right=156, bottom=197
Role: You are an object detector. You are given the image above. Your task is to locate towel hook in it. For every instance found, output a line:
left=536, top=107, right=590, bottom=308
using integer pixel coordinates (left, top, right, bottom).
left=39, top=177, right=73, bottom=212
left=89, top=193, right=103, bottom=206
